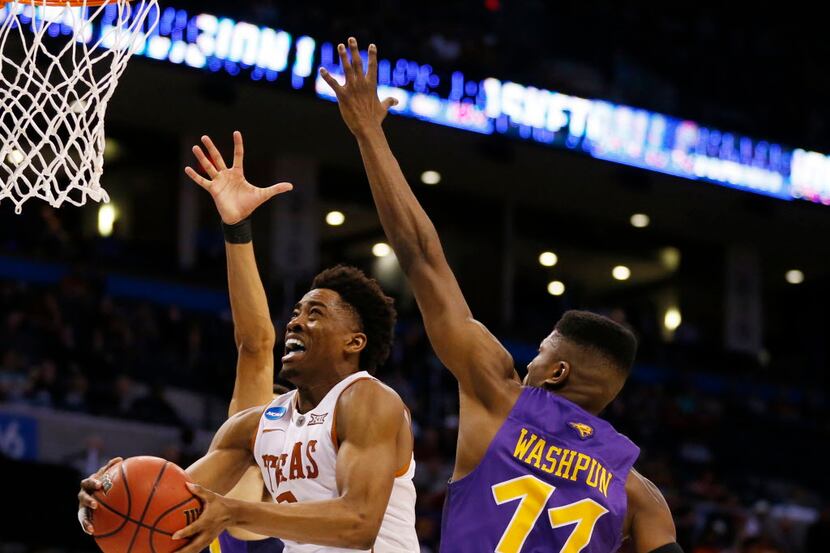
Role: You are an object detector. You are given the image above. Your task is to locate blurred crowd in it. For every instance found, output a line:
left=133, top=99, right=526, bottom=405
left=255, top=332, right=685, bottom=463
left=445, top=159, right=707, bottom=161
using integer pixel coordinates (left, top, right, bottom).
left=1, top=267, right=828, bottom=552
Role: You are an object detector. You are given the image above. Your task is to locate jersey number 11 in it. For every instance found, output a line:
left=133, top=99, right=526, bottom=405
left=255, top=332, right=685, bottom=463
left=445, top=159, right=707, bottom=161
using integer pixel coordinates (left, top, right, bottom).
left=491, top=475, right=608, bottom=553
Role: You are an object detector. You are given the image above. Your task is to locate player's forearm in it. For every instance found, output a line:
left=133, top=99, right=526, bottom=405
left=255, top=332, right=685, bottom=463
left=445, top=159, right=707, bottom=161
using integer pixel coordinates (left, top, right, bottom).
left=226, top=241, right=276, bottom=352
left=186, top=451, right=252, bottom=497
left=225, top=240, right=276, bottom=414
left=355, top=126, right=443, bottom=273
left=226, top=496, right=380, bottom=550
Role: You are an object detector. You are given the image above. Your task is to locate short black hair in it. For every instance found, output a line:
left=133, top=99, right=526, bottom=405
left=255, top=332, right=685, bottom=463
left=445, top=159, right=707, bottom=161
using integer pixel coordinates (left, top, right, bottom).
left=554, top=310, right=638, bottom=373
left=311, top=265, right=396, bottom=374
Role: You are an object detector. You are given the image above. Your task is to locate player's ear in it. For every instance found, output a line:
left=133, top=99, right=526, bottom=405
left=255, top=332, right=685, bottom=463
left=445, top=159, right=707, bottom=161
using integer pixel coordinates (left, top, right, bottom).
left=544, top=361, right=570, bottom=387
left=345, top=332, right=367, bottom=355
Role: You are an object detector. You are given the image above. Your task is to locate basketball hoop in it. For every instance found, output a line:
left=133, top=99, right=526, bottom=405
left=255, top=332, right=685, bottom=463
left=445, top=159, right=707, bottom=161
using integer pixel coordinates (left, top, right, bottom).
left=0, top=0, right=159, bottom=213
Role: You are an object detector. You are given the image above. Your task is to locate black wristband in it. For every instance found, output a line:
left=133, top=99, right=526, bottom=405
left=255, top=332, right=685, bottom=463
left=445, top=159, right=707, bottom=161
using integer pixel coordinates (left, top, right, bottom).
left=222, top=218, right=253, bottom=244
left=649, top=544, right=684, bottom=553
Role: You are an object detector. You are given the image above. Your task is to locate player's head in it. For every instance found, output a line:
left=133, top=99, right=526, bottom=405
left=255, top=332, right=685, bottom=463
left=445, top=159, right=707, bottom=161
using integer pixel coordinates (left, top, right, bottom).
left=280, top=265, right=396, bottom=384
left=524, top=310, right=637, bottom=414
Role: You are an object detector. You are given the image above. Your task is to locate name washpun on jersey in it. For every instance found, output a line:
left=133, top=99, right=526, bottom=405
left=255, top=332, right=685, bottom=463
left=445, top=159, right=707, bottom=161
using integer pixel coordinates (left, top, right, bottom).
left=512, top=427, right=614, bottom=497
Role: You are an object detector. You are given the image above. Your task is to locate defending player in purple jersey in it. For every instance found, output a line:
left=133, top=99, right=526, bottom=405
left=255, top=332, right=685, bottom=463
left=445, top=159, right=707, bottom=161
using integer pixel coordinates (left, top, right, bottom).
left=323, top=37, right=685, bottom=553
left=441, top=386, right=639, bottom=551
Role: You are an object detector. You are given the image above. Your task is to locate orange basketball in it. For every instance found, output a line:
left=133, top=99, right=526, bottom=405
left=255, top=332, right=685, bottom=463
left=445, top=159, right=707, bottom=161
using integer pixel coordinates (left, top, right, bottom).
left=91, top=456, right=202, bottom=553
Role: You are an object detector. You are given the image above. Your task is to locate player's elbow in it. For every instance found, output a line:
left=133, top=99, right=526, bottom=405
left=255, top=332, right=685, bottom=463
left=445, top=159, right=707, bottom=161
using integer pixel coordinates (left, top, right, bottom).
left=341, top=510, right=382, bottom=550
left=396, top=236, right=445, bottom=276
left=234, top=327, right=276, bottom=354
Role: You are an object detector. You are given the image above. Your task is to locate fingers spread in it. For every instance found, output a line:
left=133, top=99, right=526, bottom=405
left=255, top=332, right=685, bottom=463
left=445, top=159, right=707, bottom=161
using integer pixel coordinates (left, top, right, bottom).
left=367, top=43, right=378, bottom=86
left=192, top=145, right=218, bottom=177
left=348, top=37, right=364, bottom=77
left=201, top=136, right=228, bottom=171
left=338, top=43, right=352, bottom=81
left=263, top=182, right=294, bottom=199
left=232, top=131, right=244, bottom=169
left=185, top=167, right=211, bottom=189
left=319, top=67, right=342, bottom=93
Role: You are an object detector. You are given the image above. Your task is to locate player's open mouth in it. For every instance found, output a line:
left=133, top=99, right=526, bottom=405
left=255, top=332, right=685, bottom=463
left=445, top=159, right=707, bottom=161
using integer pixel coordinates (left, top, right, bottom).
left=282, top=337, right=307, bottom=362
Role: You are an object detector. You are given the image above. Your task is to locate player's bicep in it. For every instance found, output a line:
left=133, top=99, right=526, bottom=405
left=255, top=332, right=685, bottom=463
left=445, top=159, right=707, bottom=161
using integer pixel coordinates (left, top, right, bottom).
left=186, top=406, right=261, bottom=494
left=408, top=259, right=517, bottom=394
left=334, top=385, right=401, bottom=528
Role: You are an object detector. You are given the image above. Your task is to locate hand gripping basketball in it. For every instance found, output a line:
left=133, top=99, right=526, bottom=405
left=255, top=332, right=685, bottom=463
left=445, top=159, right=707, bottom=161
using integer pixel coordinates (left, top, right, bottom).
left=78, top=457, right=124, bottom=535
left=169, top=483, right=234, bottom=553
left=78, top=456, right=204, bottom=553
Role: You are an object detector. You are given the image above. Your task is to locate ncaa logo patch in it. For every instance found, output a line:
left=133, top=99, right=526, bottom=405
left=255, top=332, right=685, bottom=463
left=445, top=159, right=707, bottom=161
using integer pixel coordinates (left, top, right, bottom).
left=265, top=406, right=287, bottom=421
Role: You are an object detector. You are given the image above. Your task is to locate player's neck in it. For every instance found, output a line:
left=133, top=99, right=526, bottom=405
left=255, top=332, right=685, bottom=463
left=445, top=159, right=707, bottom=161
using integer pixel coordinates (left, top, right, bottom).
left=294, top=365, right=361, bottom=413
left=547, top=386, right=603, bottom=416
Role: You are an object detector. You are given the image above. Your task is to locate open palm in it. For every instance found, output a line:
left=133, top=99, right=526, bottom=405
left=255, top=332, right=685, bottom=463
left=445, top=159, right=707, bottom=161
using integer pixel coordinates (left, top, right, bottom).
left=185, top=131, right=293, bottom=224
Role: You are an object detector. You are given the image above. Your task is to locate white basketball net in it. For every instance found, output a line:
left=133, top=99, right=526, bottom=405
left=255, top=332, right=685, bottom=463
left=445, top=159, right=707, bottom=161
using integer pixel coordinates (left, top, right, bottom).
left=0, top=0, right=159, bottom=213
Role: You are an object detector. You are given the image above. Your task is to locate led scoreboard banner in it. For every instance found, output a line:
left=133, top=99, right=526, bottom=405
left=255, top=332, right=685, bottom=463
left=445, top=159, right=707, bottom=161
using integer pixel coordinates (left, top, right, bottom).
left=3, top=3, right=830, bottom=205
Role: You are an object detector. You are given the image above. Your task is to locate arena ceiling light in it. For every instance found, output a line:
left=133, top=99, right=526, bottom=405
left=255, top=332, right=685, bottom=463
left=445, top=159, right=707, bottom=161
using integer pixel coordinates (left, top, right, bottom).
left=664, top=307, right=682, bottom=331
left=547, top=281, right=565, bottom=296
left=612, top=265, right=631, bottom=281
left=420, top=170, right=441, bottom=185
left=372, top=242, right=392, bottom=257
left=98, top=204, right=118, bottom=237
left=785, top=269, right=804, bottom=284
left=538, top=251, right=558, bottom=267
left=630, top=213, right=650, bottom=228
left=325, top=210, right=345, bottom=226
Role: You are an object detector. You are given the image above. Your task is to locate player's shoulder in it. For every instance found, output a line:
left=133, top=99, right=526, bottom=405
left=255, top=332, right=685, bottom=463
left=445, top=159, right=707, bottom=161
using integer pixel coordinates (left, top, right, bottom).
left=338, top=376, right=405, bottom=414
left=230, top=403, right=271, bottom=429
left=624, top=469, right=671, bottom=517
left=335, top=376, right=407, bottom=440
left=623, top=469, right=678, bottom=546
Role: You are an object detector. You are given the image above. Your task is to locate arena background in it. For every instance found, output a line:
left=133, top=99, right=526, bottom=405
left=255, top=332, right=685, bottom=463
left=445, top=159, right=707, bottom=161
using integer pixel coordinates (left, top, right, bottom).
left=1, top=2, right=829, bottom=552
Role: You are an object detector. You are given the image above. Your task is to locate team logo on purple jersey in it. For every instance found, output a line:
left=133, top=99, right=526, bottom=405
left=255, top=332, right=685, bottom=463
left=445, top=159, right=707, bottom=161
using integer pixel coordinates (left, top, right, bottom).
left=568, top=421, right=594, bottom=439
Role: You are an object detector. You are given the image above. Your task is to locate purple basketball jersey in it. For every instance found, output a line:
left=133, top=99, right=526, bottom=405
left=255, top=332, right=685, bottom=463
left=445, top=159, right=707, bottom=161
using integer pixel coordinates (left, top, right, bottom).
left=203, top=532, right=284, bottom=553
left=440, top=387, right=639, bottom=552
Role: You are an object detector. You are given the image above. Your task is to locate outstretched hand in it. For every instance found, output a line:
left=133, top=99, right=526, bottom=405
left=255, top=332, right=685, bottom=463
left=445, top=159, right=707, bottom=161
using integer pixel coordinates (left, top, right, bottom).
left=319, top=37, right=398, bottom=137
left=185, top=132, right=293, bottom=224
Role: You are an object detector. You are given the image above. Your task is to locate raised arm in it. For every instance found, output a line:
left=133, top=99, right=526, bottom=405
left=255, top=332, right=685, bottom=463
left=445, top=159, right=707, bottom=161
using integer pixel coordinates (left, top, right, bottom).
left=320, top=39, right=519, bottom=413
left=226, top=239, right=276, bottom=415
left=172, top=381, right=407, bottom=552
left=185, top=132, right=288, bottom=416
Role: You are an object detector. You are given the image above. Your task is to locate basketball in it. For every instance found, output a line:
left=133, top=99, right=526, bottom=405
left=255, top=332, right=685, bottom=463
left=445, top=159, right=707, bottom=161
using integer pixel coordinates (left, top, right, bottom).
left=90, top=456, right=202, bottom=553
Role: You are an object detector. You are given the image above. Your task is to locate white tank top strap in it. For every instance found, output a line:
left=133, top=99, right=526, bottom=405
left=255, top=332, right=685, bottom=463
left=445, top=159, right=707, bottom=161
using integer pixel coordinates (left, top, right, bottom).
left=325, top=371, right=376, bottom=450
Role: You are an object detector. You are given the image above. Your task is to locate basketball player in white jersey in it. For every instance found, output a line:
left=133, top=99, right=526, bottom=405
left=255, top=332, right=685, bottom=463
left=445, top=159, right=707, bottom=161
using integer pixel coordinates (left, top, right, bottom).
left=77, top=132, right=419, bottom=553
left=79, top=132, right=284, bottom=552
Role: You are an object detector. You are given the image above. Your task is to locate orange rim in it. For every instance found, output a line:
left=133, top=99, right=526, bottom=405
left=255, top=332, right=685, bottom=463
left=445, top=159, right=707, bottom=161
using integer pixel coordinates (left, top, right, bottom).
left=0, top=0, right=131, bottom=6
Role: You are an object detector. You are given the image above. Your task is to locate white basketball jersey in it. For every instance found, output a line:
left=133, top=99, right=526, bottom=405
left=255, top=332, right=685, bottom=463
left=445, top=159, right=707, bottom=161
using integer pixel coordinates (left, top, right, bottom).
left=253, top=371, right=418, bottom=553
